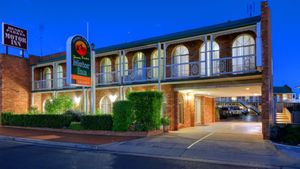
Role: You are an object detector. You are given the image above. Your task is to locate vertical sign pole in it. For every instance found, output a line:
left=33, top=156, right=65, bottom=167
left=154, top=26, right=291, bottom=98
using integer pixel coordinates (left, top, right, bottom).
left=82, top=86, right=85, bottom=112
left=91, top=46, right=96, bottom=114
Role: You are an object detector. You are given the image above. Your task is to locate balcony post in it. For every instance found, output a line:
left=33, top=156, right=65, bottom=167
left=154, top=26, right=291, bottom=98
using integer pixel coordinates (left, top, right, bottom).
left=32, top=66, right=35, bottom=90
left=163, top=43, right=167, bottom=80
left=256, top=21, right=262, bottom=67
left=52, top=62, right=57, bottom=89
left=157, top=42, right=161, bottom=91
left=121, top=50, right=126, bottom=100
left=209, top=34, right=214, bottom=76
left=119, top=50, right=123, bottom=100
left=204, top=36, right=208, bottom=76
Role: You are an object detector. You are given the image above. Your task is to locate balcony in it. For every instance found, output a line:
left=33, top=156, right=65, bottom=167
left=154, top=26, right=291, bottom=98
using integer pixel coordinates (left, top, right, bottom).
left=32, top=54, right=258, bottom=90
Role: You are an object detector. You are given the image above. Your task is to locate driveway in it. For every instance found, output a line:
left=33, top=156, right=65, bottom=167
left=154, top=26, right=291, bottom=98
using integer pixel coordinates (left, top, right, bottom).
left=102, top=122, right=300, bottom=168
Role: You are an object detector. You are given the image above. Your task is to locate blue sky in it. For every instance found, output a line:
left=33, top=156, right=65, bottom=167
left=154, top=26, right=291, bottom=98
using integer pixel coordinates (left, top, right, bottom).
left=0, top=0, right=300, bottom=93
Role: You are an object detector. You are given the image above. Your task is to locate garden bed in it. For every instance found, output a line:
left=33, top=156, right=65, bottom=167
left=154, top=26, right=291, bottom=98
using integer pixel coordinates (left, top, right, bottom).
left=1, top=125, right=163, bottom=137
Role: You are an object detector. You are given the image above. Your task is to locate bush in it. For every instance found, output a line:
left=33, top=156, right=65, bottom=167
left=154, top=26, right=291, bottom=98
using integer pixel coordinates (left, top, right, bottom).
left=1, top=113, right=72, bottom=128
left=28, top=106, right=40, bottom=115
left=45, top=95, right=74, bottom=114
left=68, top=122, right=84, bottom=130
left=64, top=110, right=82, bottom=122
left=112, top=100, right=133, bottom=131
left=81, top=115, right=113, bottom=130
left=161, top=116, right=170, bottom=126
left=128, top=91, right=163, bottom=131
left=270, top=124, right=300, bottom=145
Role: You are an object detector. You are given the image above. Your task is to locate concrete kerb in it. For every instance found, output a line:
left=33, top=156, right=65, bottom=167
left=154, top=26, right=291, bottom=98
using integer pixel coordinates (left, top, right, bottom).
left=0, top=135, right=287, bottom=169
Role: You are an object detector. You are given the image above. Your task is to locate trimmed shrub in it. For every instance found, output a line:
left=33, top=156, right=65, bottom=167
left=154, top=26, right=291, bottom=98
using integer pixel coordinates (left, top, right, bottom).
left=270, top=124, right=300, bottom=145
left=1, top=113, right=72, bottom=128
left=128, top=91, right=163, bottom=131
left=113, top=100, right=133, bottom=131
left=64, top=110, right=82, bottom=122
left=68, top=122, right=84, bottom=130
left=45, top=95, right=74, bottom=114
left=81, top=115, right=113, bottom=130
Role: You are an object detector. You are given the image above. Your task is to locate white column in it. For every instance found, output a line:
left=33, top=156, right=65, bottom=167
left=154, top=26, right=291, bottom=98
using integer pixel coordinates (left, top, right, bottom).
left=163, top=43, right=167, bottom=80
left=32, top=66, right=35, bottom=90
left=204, top=36, right=208, bottom=76
left=256, top=22, right=262, bottom=67
left=91, top=48, right=96, bottom=114
left=121, top=50, right=126, bottom=100
left=118, top=50, right=123, bottom=100
left=157, top=42, right=161, bottom=91
left=52, top=62, right=57, bottom=89
left=209, top=34, right=214, bottom=76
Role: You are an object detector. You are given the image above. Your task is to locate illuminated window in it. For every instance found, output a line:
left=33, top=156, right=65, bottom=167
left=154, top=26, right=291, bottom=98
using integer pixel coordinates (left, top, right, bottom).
left=100, top=58, right=112, bottom=83
left=232, top=34, right=255, bottom=72
left=151, top=49, right=163, bottom=79
left=172, top=45, right=189, bottom=77
left=57, top=65, right=64, bottom=88
left=200, top=41, right=220, bottom=76
left=133, top=52, right=146, bottom=80
left=100, top=96, right=112, bottom=114
left=115, top=56, right=128, bottom=81
left=43, top=67, right=52, bottom=89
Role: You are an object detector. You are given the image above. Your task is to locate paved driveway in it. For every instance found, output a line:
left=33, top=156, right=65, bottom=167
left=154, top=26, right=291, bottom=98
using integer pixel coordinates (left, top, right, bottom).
left=102, top=122, right=300, bottom=168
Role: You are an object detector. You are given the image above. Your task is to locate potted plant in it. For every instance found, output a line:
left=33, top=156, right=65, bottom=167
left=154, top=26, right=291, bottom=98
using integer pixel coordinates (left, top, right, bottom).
left=161, top=116, right=170, bottom=132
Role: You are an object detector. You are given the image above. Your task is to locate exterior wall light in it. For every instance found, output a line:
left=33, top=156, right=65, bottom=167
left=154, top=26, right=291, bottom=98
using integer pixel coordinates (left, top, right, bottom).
left=109, top=94, right=118, bottom=103
left=74, top=96, right=81, bottom=105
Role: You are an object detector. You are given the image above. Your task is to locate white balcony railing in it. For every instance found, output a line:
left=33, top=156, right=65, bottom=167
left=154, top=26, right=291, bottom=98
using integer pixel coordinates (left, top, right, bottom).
left=32, top=55, right=258, bottom=90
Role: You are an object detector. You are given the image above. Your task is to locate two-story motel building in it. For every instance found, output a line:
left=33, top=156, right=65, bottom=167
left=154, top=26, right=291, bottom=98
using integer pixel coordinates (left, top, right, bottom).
left=0, top=2, right=273, bottom=138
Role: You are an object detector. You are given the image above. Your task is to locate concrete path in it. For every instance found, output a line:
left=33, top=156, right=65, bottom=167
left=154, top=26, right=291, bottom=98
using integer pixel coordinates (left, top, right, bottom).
left=100, top=122, right=300, bottom=168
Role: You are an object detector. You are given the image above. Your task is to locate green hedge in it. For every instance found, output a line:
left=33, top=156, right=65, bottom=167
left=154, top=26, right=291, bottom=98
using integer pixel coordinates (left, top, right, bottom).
left=81, top=115, right=113, bottom=130
left=270, top=124, right=300, bottom=145
left=0, top=113, right=72, bottom=128
left=113, top=100, right=133, bottom=131
left=128, top=91, right=163, bottom=131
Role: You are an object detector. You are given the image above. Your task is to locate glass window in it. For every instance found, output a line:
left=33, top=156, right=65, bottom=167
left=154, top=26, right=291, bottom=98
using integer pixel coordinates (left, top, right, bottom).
left=172, top=45, right=189, bottom=77
left=232, top=34, right=255, bottom=72
left=100, top=96, right=112, bottom=114
left=200, top=41, right=220, bottom=76
left=133, top=52, right=146, bottom=80
left=115, top=56, right=129, bottom=80
left=57, top=65, right=64, bottom=88
left=151, top=49, right=164, bottom=79
left=43, top=67, right=52, bottom=89
left=100, top=58, right=112, bottom=83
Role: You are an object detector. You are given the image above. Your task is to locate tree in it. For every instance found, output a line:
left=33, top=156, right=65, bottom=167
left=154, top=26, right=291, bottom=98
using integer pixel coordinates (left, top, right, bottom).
left=44, top=95, right=74, bottom=114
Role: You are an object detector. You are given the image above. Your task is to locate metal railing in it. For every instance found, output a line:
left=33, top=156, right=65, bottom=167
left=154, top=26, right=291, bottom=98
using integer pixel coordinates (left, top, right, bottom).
left=33, top=79, right=53, bottom=90
left=96, top=71, right=120, bottom=85
left=33, top=55, right=258, bottom=90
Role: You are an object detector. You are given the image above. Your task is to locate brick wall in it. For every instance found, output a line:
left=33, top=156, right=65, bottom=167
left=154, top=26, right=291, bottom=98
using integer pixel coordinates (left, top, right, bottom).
left=261, top=1, right=273, bottom=139
left=0, top=54, right=31, bottom=114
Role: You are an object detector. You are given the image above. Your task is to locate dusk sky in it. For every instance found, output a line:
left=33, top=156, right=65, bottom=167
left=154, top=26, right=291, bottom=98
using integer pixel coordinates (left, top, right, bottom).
left=0, top=0, right=299, bottom=94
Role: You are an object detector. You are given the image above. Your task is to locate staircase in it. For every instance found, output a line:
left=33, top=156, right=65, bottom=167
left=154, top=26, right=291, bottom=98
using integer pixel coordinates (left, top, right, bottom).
left=276, top=112, right=291, bottom=124
left=239, top=100, right=260, bottom=115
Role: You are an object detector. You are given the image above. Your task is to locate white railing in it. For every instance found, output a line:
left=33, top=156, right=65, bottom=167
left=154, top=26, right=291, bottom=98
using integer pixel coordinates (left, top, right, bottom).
left=96, top=71, right=120, bottom=85
left=33, top=55, right=258, bottom=90
left=33, top=79, right=53, bottom=90
left=123, top=66, right=159, bottom=84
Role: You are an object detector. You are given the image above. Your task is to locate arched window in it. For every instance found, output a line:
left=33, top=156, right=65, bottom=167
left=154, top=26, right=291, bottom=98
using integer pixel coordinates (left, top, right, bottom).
left=151, top=49, right=164, bottom=79
left=232, top=34, right=255, bottom=73
left=43, top=98, right=51, bottom=113
left=133, top=52, right=146, bottom=80
left=100, top=58, right=112, bottom=83
left=57, top=65, right=64, bottom=88
left=200, top=41, right=220, bottom=76
left=100, top=96, right=112, bottom=114
left=43, top=67, right=52, bottom=89
left=178, top=95, right=184, bottom=124
left=172, top=45, right=189, bottom=77
left=115, top=56, right=129, bottom=81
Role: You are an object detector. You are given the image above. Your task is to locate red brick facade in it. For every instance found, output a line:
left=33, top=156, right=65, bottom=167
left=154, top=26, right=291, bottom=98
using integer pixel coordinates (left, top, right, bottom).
left=0, top=54, right=31, bottom=114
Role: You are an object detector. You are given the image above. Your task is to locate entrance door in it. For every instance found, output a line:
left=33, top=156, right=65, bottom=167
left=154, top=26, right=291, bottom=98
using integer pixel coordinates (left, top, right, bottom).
left=195, top=97, right=201, bottom=124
